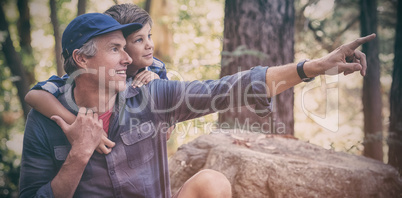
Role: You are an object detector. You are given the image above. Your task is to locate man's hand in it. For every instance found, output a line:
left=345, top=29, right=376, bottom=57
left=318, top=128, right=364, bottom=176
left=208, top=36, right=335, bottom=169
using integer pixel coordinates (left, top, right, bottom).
left=265, top=34, right=376, bottom=98
left=132, top=70, right=160, bottom=87
left=309, top=33, right=376, bottom=77
left=51, top=107, right=104, bottom=156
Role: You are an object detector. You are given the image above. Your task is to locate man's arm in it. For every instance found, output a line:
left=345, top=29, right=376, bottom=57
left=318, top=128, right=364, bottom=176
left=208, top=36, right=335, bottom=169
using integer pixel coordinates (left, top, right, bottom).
left=20, top=108, right=103, bottom=198
left=147, top=34, right=375, bottom=124
left=265, top=34, right=375, bottom=97
left=49, top=108, right=103, bottom=198
left=147, top=66, right=270, bottom=124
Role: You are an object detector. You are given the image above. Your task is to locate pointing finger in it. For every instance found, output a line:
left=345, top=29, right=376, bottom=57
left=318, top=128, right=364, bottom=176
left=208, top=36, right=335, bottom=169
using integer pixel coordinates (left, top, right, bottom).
left=345, top=33, right=376, bottom=50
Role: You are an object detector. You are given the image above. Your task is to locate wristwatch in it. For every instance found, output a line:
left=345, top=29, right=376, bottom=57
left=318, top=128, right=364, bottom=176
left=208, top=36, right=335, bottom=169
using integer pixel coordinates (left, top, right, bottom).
left=297, top=59, right=315, bottom=82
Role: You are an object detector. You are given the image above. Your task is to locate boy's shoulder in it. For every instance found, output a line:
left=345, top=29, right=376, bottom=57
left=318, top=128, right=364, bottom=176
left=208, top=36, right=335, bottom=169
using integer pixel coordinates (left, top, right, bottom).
left=151, top=57, right=165, bottom=69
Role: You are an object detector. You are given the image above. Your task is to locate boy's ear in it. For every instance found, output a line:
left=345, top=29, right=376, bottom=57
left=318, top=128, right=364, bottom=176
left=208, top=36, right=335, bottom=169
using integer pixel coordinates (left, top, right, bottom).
left=72, top=49, right=88, bottom=69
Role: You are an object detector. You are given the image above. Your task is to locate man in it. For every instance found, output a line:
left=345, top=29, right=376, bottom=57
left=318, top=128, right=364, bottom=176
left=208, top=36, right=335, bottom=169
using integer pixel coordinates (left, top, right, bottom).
left=19, top=12, right=375, bottom=198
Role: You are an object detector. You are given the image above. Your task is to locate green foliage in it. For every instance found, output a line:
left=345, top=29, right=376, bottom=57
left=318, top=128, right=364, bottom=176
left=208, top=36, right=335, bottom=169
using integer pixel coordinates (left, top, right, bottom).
left=0, top=53, right=24, bottom=198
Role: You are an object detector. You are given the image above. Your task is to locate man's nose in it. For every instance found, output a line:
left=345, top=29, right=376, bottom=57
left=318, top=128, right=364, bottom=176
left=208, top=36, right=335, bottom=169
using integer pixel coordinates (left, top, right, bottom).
left=122, top=51, right=132, bottom=65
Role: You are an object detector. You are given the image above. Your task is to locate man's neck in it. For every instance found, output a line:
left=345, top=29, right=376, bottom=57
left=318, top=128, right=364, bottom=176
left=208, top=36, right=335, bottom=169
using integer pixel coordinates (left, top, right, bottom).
left=73, top=78, right=117, bottom=114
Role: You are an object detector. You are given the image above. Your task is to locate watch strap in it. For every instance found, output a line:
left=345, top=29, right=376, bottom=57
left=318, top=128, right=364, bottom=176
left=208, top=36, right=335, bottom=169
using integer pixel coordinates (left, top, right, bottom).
left=297, top=59, right=315, bottom=82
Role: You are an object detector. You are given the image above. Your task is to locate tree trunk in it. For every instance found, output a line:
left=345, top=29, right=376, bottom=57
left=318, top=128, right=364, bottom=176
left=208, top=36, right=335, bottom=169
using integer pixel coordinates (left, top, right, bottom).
left=144, top=0, right=152, bottom=13
left=17, top=0, right=31, bottom=50
left=49, top=0, right=64, bottom=76
left=388, top=0, right=402, bottom=174
left=149, top=0, right=173, bottom=63
left=77, top=0, right=87, bottom=16
left=219, top=0, right=295, bottom=134
left=0, top=4, right=31, bottom=119
left=361, top=0, right=383, bottom=161
left=17, top=0, right=36, bottom=85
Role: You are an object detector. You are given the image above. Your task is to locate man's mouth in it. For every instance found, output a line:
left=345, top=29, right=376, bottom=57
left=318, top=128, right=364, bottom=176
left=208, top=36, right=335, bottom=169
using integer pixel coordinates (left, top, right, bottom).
left=116, top=70, right=126, bottom=75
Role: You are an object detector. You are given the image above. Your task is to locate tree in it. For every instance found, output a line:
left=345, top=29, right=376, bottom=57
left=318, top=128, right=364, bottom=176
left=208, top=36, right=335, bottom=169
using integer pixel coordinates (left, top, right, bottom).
left=144, top=0, right=152, bottom=13
left=361, top=0, right=383, bottom=160
left=219, top=0, right=295, bottom=134
left=388, top=0, right=402, bottom=174
left=49, top=0, right=64, bottom=76
left=77, top=0, right=87, bottom=16
left=17, top=0, right=32, bottom=52
left=0, top=2, right=31, bottom=119
left=17, top=0, right=36, bottom=85
left=149, top=0, right=173, bottom=63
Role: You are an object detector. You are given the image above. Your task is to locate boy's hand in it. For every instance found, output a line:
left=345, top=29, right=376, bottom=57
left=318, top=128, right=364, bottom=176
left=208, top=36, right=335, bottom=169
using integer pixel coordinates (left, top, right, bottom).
left=132, top=70, right=160, bottom=88
left=95, top=132, right=116, bottom=154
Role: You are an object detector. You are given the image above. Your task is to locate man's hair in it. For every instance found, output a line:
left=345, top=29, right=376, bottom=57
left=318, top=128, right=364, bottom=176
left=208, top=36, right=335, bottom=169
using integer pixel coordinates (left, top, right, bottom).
left=64, top=38, right=98, bottom=75
left=104, top=4, right=153, bottom=28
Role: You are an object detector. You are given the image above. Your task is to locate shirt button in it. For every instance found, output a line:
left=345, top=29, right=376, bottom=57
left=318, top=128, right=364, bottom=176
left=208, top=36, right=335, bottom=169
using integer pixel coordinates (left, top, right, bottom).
left=110, top=170, right=115, bottom=175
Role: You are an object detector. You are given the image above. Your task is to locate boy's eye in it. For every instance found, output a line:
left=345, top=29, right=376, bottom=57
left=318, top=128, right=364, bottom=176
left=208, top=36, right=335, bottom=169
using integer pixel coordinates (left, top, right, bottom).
left=135, top=38, right=143, bottom=43
left=148, top=34, right=152, bottom=39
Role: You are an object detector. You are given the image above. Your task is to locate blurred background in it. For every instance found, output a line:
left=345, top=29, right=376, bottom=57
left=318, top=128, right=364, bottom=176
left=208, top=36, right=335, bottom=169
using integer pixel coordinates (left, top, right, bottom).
left=0, top=0, right=398, bottom=197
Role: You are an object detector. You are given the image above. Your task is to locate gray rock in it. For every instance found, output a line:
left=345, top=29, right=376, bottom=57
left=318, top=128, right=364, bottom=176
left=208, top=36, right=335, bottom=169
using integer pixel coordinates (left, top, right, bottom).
left=169, top=130, right=402, bottom=198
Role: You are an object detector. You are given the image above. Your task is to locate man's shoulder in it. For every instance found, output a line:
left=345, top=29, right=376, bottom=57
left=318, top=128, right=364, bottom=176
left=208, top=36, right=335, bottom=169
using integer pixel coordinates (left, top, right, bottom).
left=26, top=109, right=58, bottom=128
left=24, top=109, right=60, bottom=139
left=27, top=109, right=50, bottom=122
left=57, top=86, right=79, bottom=114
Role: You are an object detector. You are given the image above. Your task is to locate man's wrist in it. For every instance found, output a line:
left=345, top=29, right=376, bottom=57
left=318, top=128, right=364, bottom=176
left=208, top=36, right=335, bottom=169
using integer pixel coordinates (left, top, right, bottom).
left=68, top=146, right=93, bottom=164
left=303, top=59, right=320, bottom=78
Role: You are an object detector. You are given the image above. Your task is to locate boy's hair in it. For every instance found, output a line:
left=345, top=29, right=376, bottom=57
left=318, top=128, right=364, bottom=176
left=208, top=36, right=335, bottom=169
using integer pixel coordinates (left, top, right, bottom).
left=104, top=4, right=153, bottom=33
left=64, top=38, right=98, bottom=75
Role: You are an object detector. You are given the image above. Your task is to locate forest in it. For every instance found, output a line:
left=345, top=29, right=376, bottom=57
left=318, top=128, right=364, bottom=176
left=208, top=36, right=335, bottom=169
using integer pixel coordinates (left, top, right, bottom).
left=0, top=0, right=400, bottom=197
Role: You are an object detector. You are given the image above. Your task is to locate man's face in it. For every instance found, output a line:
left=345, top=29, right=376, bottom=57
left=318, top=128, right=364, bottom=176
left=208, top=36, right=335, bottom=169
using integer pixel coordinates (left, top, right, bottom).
left=125, top=23, right=154, bottom=75
left=85, top=30, right=132, bottom=93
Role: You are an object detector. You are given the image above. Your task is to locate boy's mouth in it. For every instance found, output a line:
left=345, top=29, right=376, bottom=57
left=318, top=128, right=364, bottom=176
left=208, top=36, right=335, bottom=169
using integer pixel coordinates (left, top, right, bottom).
left=143, top=53, right=153, bottom=58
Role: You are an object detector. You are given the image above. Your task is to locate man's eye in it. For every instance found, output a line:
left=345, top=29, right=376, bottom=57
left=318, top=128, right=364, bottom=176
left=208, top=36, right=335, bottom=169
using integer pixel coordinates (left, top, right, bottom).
left=112, top=47, right=118, bottom=52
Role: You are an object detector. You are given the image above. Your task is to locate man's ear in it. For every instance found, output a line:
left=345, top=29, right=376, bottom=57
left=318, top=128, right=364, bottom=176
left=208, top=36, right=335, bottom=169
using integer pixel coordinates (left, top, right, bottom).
left=72, top=49, right=88, bottom=69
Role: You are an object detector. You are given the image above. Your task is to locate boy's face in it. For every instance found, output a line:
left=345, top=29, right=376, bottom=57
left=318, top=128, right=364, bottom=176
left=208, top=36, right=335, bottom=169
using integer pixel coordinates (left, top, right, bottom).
left=125, top=23, right=154, bottom=74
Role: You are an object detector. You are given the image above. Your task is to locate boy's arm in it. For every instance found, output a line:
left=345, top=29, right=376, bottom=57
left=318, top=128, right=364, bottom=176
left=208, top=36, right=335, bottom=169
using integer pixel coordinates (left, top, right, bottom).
left=25, top=90, right=76, bottom=124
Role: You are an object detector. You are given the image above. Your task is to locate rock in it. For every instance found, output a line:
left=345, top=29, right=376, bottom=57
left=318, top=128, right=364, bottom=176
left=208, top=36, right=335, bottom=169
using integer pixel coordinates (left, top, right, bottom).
left=169, top=130, right=402, bottom=198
